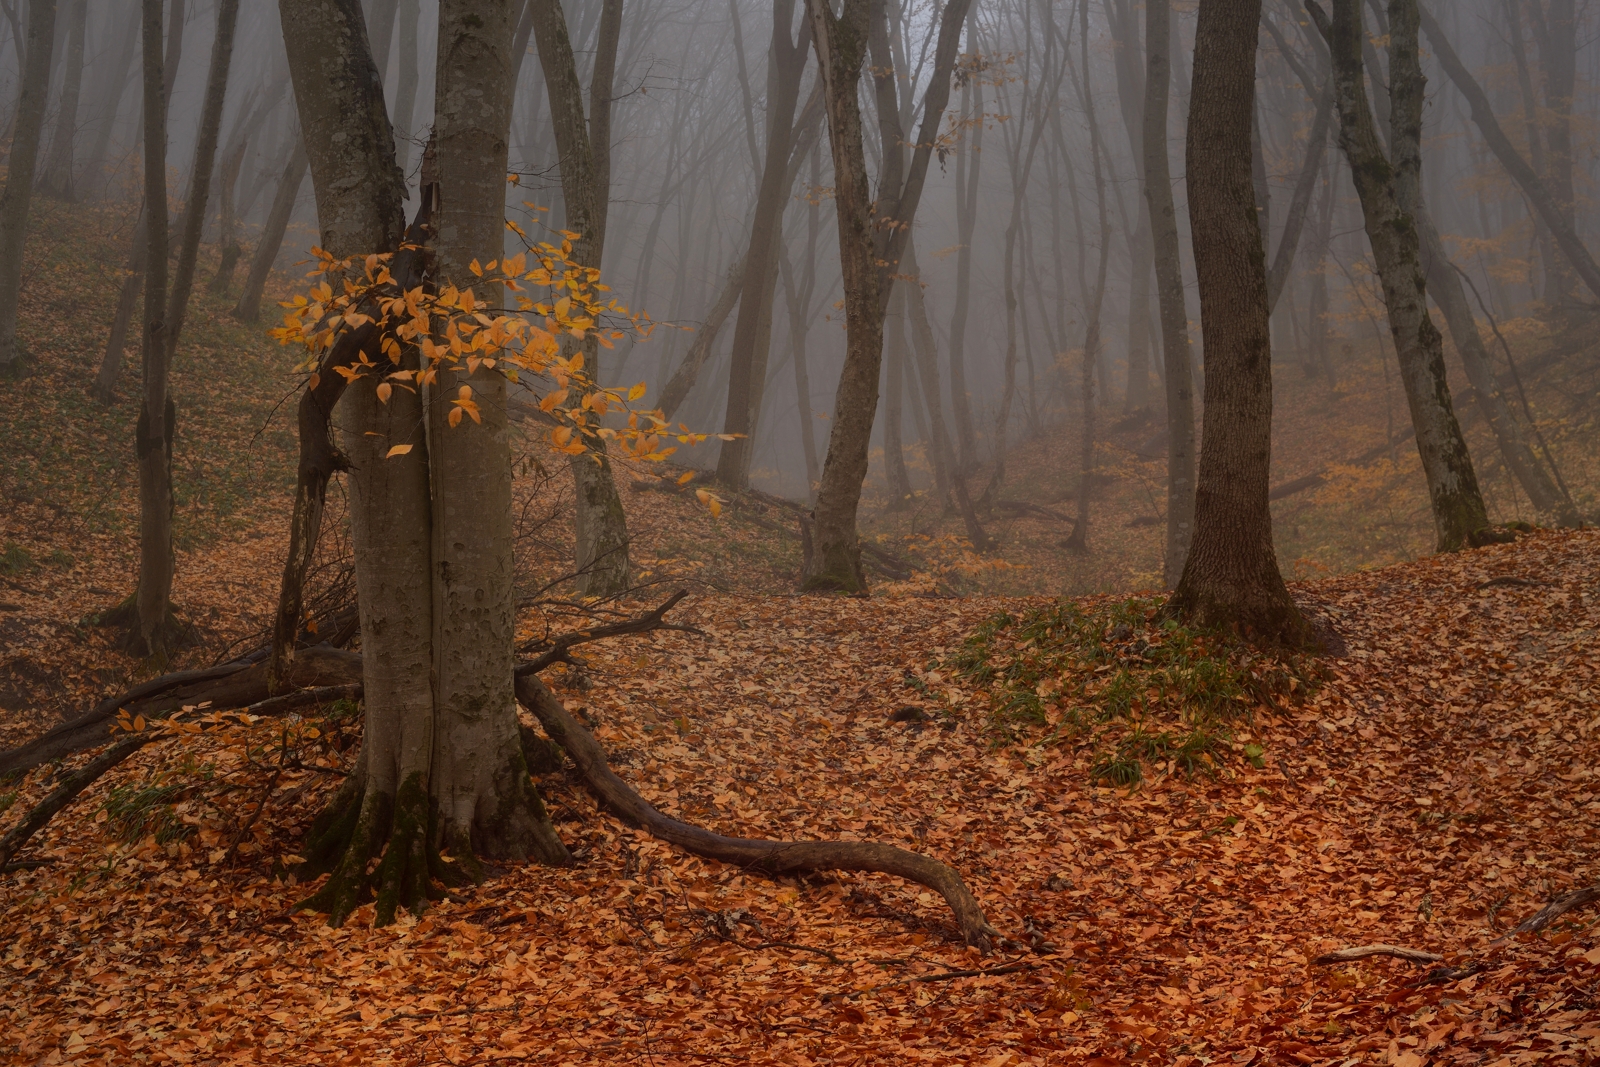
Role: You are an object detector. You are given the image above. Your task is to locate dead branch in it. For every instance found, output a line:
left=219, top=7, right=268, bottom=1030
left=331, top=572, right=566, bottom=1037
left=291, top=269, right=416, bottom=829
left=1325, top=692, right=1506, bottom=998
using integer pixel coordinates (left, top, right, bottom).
left=0, top=735, right=155, bottom=871
left=513, top=672, right=998, bottom=952
left=244, top=683, right=364, bottom=719
left=1311, top=944, right=1444, bottom=966
left=1496, top=884, right=1600, bottom=941
left=0, top=648, right=364, bottom=779
left=514, top=590, right=700, bottom=676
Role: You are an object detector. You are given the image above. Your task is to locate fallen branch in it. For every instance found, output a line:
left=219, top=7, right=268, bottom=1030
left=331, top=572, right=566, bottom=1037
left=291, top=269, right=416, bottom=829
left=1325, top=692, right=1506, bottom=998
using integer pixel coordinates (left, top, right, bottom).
left=515, top=591, right=700, bottom=676
left=0, top=648, right=364, bottom=779
left=513, top=672, right=998, bottom=952
left=1311, top=944, right=1444, bottom=966
left=1496, top=884, right=1600, bottom=941
left=0, top=735, right=155, bottom=870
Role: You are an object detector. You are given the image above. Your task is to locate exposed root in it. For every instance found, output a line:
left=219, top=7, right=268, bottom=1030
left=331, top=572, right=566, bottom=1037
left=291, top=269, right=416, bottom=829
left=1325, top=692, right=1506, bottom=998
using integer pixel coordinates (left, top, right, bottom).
left=513, top=673, right=999, bottom=952
left=0, top=736, right=155, bottom=870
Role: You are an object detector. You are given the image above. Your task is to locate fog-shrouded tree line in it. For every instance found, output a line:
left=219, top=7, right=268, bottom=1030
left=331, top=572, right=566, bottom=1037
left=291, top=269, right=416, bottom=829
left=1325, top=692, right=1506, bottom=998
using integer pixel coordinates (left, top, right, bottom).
left=0, top=0, right=1595, bottom=917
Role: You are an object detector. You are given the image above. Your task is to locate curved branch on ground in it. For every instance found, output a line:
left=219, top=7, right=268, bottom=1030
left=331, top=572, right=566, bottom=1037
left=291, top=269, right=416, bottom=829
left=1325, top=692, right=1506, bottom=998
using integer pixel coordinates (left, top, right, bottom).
left=513, top=671, right=998, bottom=952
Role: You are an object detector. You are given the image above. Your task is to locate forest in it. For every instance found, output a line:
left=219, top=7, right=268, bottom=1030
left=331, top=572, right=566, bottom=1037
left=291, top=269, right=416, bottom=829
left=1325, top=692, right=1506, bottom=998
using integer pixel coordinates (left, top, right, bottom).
left=0, top=0, right=1596, bottom=1062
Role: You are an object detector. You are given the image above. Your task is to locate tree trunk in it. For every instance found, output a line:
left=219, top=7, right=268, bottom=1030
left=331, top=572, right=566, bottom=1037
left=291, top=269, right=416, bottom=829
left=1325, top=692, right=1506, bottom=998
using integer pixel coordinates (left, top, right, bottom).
left=134, top=0, right=175, bottom=657
left=90, top=214, right=147, bottom=404
left=165, top=0, right=241, bottom=361
left=1502, top=0, right=1561, bottom=307
left=1142, top=0, right=1196, bottom=587
left=233, top=140, right=309, bottom=322
left=428, top=0, right=569, bottom=871
left=659, top=255, right=746, bottom=421
left=778, top=164, right=821, bottom=498
left=279, top=0, right=406, bottom=258
left=0, top=0, right=57, bottom=371
left=37, top=0, right=84, bottom=201
left=801, top=0, right=970, bottom=592
left=1415, top=2, right=1600, bottom=305
left=79, top=2, right=140, bottom=201
left=799, top=0, right=876, bottom=592
left=716, top=0, right=809, bottom=491
left=1164, top=0, right=1309, bottom=646
left=527, top=0, right=633, bottom=597
left=1313, top=0, right=1489, bottom=552
left=882, top=283, right=912, bottom=507
left=947, top=44, right=980, bottom=475
left=209, top=138, right=248, bottom=295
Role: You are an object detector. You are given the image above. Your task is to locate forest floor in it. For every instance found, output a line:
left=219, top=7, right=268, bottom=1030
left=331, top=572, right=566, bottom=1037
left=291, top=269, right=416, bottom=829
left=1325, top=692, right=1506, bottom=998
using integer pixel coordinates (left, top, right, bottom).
left=0, top=206, right=1597, bottom=1064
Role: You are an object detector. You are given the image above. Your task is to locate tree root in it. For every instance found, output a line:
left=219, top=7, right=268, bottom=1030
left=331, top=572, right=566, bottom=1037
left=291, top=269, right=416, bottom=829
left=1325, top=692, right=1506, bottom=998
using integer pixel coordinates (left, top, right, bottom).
left=513, top=672, right=999, bottom=952
left=296, top=774, right=468, bottom=926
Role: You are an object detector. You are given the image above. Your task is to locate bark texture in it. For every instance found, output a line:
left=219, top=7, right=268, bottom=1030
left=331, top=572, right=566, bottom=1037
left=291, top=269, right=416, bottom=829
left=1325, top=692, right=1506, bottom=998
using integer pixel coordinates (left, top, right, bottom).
left=134, top=0, right=176, bottom=657
left=0, top=0, right=58, bottom=369
left=1313, top=0, right=1489, bottom=552
left=1166, top=0, right=1310, bottom=647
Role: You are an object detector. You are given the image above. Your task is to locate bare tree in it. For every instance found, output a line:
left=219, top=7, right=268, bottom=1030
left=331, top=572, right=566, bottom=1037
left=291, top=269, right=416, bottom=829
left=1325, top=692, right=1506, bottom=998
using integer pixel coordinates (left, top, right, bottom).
left=1308, top=0, right=1490, bottom=552
left=38, top=0, right=86, bottom=200
left=0, top=0, right=57, bottom=372
left=1141, top=0, right=1195, bottom=586
left=1164, top=0, right=1309, bottom=645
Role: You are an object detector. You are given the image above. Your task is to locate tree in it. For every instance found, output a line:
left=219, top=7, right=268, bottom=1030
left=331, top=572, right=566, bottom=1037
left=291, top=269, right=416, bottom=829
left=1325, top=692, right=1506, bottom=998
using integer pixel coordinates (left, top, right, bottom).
left=133, top=0, right=175, bottom=657
left=1164, top=0, right=1310, bottom=646
left=0, top=0, right=57, bottom=372
left=526, top=0, right=635, bottom=597
left=801, top=0, right=970, bottom=592
left=1307, top=0, right=1490, bottom=553
left=232, top=141, right=309, bottom=323
left=166, top=0, right=242, bottom=361
left=37, top=0, right=86, bottom=201
left=1141, top=0, right=1195, bottom=587
left=1415, top=2, right=1600, bottom=305
left=278, top=0, right=568, bottom=925
left=715, top=0, right=812, bottom=491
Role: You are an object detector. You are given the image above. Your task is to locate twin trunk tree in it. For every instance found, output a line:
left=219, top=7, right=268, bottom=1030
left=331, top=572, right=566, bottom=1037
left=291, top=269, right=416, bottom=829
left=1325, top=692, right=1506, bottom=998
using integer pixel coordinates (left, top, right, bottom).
left=1308, top=0, right=1490, bottom=553
left=801, top=0, right=971, bottom=592
left=278, top=0, right=565, bottom=925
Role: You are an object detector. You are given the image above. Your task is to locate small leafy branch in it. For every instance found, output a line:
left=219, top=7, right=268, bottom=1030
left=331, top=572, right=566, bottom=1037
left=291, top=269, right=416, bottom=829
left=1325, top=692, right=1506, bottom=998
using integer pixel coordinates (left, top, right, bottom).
left=270, top=225, right=733, bottom=478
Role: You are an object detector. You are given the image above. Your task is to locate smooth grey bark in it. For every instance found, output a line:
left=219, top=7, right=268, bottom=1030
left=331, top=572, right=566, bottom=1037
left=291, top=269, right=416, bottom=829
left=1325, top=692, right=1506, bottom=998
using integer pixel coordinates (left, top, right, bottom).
left=279, top=0, right=406, bottom=259
left=165, top=0, right=241, bottom=361
left=134, top=0, right=174, bottom=655
left=429, top=0, right=568, bottom=867
left=1309, top=0, right=1489, bottom=552
left=0, top=0, right=57, bottom=370
left=715, top=0, right=810, bottom=490
left=37, top=0, right=84, bottom=200
left=1415, top=2, right=1600, bottom=305
left=527, top=0, right=633, bottom=597
left=233, top=140, right=309, bottom=322
left=1142, top=0, right=1195, bottom=587
left=1165, top=0, right=1309, bottom=646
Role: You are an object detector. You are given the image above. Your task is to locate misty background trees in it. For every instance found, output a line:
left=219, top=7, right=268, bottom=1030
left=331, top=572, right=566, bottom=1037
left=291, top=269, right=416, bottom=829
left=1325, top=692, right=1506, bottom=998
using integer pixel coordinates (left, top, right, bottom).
left=0, top=0, right=1592, bottom=595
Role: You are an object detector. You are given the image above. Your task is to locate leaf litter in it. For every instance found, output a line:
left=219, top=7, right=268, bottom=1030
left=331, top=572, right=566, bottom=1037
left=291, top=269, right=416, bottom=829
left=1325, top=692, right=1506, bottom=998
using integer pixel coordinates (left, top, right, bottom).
left=0, top=524, right=1594, bottom=1064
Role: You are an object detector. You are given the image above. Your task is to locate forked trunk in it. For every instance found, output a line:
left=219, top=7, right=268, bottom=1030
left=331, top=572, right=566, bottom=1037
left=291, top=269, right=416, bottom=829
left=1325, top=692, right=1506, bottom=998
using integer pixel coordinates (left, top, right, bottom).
left=1314, top=0, right=1489, bottom=552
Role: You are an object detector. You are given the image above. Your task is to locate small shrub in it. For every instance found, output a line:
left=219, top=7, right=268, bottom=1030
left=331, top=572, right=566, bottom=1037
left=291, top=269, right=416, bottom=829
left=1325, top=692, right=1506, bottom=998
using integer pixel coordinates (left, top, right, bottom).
left=0, top=542, right=35, bottom=576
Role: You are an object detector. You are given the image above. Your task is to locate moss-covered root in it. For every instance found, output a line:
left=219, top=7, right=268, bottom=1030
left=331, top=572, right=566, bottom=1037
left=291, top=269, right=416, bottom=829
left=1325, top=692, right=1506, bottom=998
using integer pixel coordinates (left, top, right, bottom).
left=296, top=785, right=391, bottom=926
left=373, top=774, right=437, bottom=926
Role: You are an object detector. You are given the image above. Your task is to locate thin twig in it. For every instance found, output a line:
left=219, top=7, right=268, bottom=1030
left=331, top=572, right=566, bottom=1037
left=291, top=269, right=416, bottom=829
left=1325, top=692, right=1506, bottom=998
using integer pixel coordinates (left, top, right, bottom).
left=1311, top=944, right=1444, bottom=965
